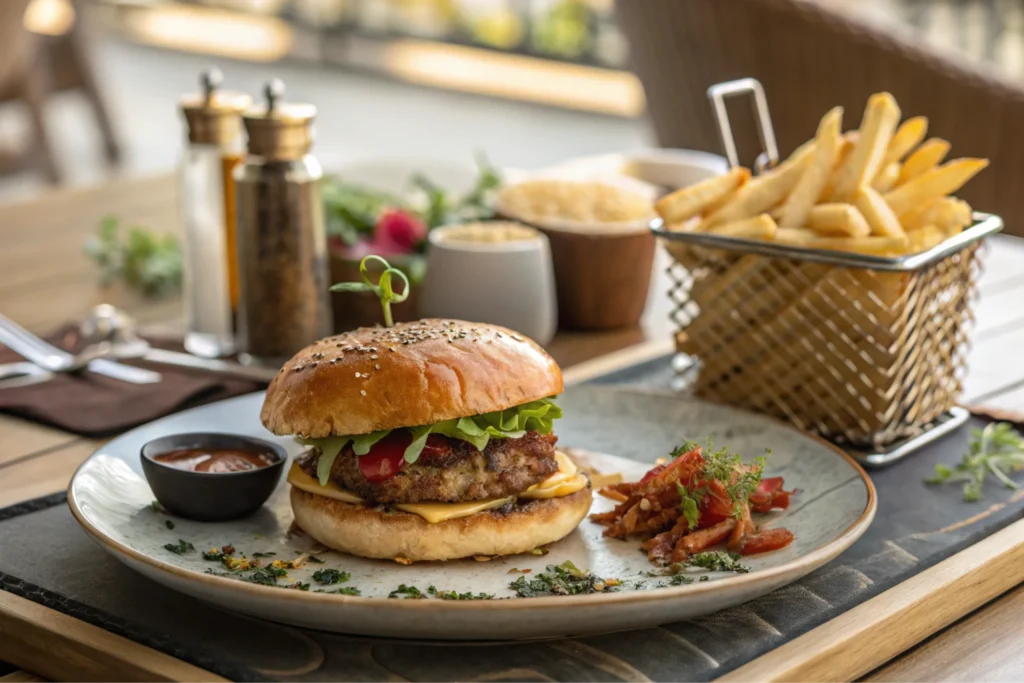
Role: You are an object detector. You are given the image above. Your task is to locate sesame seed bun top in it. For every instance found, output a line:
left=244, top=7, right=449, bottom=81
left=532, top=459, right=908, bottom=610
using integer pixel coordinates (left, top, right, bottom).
left=260, top=319, right=564, bottom=438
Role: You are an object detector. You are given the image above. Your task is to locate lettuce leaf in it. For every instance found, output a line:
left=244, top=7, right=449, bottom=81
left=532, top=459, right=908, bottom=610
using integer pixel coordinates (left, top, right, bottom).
left=298, top=397, right=562, bottom=483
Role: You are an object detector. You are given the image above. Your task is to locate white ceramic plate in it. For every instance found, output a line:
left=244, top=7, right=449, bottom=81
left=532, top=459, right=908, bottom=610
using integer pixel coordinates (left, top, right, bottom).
left=68, top=387, right=875, bottom=640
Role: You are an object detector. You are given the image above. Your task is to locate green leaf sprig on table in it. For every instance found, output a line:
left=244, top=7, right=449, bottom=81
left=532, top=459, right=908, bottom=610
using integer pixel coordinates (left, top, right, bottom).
left=926, top=422, right=1024, bottom=502
left=83, top=215, right=183, bottom=298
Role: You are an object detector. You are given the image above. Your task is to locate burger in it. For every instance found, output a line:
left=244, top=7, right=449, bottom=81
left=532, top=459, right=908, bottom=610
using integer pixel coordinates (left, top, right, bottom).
left=260, top=319, right=591, bottom=562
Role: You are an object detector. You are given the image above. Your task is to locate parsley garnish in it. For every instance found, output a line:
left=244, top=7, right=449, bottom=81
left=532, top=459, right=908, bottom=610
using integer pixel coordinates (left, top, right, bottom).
left=287, top=582, right=311, bottom=591
left=163, top=539, right=194, bottom=555
left=389, top=584, right=426, bottom=599
left=676, top=482, right=707, bottom=529
left=509, top=561, right=620, bottom=597
left=927, top=422, right=1024, bottom=502
left=312, top=568, right=351, bottom=585
left=164, top=520, right=175, bottom=530
left=687, top=551, right=750, bottom=573
left=668, top=573, right=694, bottom=586
left=150, top=500, right=165, bottom=513
left=427, top=586, right=494, bottom=600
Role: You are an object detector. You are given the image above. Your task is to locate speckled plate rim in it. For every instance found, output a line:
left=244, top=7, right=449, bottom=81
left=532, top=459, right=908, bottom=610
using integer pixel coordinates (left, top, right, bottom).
left=67, top=393, right=876, bottom=613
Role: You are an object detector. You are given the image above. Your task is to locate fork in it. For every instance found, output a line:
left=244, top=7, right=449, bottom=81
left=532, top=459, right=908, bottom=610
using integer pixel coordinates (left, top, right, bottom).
left=0, top=314, right=162, bottom=384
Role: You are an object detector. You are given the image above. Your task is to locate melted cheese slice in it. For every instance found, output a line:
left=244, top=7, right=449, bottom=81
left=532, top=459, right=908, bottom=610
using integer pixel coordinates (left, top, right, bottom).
left=287, top=448, right=586, bottom=524
left=520, top=450, right=588, bottom=499
left=288, top=463, right=364, bottom=504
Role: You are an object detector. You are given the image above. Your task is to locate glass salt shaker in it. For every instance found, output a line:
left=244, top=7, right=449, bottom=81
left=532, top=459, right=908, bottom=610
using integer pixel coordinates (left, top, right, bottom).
left=235, top=79, right=331, bottom=367
left=179, top=68, right=251, bottom=358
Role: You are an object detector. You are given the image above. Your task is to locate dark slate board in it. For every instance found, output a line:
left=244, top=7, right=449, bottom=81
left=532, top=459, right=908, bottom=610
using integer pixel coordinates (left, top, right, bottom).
left=1, top=355, right=1022, bottom=681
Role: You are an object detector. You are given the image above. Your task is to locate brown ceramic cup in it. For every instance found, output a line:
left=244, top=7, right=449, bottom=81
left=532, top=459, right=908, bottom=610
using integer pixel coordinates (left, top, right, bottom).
left=495, top=180, right=656, bottom=331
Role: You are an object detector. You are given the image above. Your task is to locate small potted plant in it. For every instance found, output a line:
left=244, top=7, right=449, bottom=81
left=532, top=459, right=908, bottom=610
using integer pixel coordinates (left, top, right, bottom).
left=323, top=158, right=501, bottom=331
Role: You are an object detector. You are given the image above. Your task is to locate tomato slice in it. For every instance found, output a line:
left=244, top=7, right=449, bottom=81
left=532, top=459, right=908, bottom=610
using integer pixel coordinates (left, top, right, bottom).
left=357, top=432, right=451, bottom=482
left=358, top=432, right=411, bottom=482
left=740, top=528, right=795, bottom=555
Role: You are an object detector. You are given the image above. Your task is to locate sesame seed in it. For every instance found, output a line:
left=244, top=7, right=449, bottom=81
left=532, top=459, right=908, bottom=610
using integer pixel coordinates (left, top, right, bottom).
left=360, top=389, right=367, bottom=396
left=374, top=364, right=381, bottom=370
left=370, top=354, right=378, bottom=360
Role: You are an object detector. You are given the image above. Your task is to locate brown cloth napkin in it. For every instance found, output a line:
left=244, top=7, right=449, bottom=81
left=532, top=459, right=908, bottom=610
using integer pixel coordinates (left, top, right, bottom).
left=0, top=326, right=265, bottom=437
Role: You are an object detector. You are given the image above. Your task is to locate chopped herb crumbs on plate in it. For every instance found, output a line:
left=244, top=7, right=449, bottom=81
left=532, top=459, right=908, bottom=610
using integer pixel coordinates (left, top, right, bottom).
left=163, top=539, right=194, bottom=555
left=427, top=586, right=495, bottom=600
left=306, top=555, right=326, bottom=563
left=164, top=520, right=175, bottom=530
left=686, top=551, right=750, bottom=573
left=312, top=568, right=351, bottom=585
left=287, top=582, right=311, bottom=591
left=316, top=586, right=362, bottom=596
left=509, top=561, right=620, bottom=597
left=389, top=584, right=426, bottom=599
left=150, top=500, right=165, bottom=513
left=252, top=551, right=276, bottom=558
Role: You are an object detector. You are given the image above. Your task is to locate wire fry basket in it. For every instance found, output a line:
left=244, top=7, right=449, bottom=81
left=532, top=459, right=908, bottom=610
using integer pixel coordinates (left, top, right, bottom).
left=654, top=79, right=1003, bottom=452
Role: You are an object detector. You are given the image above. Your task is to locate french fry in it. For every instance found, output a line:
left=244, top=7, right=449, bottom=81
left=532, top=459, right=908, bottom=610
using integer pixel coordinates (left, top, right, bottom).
left=871, top=162, right=900, bottom=192
left=882, top=116, right=928, bottom=166
left=778, top=106, right=843, bottom=228
left=906, top=225, right=947, bottom=253
left=884, top=159, right=989, bottom=216
left=897, top=138, right=950, bottom=185
left=804, top=234, right=909, bottom=256
left=706, top=214, right=778, bottom=240
left=774, top=227, right=820, bottom=247
left=806, top=203, right=871, bottom=237
left=902, top=197, right=972, bottom=233
left=822, top=132, right=858, bottom=199
left=702, top=143, right=814, bottom=228
left=855, top=187, right=904, bottom=237
left=655, top=167, right=750, bottom=224
left=831, top=93, right=901, bottom=201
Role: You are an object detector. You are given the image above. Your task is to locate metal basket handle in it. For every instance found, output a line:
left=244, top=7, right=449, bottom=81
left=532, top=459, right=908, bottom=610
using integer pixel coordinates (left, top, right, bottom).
left=707, top=78, right=780, bottom=173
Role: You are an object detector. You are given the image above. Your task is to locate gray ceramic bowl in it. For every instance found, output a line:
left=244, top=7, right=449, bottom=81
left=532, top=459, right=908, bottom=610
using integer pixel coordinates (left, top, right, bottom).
left=140, top=432, right=286, bottom=522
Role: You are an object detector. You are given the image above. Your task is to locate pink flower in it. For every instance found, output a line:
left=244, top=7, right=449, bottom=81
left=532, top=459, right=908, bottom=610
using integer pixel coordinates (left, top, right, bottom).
left=374, top=209, right=427, bottom=253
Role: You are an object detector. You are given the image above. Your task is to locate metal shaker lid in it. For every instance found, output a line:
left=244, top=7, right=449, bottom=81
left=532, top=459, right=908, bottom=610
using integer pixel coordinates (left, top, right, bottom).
left=242, top=79, right=317, bottom=161
left=180, top=68, right=251, bottom=146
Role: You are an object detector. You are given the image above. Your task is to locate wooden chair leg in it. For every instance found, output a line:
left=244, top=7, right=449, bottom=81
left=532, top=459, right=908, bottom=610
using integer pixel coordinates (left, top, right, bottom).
left=62, top=17, right=121, bottom=166
left=19, top=67, right=61, bottom=185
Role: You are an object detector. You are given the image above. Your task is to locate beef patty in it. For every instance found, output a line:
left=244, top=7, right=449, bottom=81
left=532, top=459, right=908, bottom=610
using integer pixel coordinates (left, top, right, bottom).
left=298, top=431, right=559, bottom=504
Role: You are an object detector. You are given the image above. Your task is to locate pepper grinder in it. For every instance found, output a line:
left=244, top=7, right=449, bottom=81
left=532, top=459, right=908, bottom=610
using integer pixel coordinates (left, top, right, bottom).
left=234, top=79, right=331, bottom=367
left=179, top=68, right=251, bottom=358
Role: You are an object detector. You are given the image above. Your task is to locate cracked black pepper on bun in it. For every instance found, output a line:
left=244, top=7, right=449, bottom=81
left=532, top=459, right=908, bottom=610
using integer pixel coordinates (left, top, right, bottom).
left=261, top=319, right=592, bottom=562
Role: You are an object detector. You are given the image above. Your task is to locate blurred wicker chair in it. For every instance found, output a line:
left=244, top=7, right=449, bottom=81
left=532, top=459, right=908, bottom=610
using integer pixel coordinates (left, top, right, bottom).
left=616, top=0, right=1024, bottom=236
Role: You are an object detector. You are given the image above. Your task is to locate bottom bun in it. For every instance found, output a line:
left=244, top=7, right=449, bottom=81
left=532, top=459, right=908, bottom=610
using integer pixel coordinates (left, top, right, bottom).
left=290, top=486, right=593, bottom=562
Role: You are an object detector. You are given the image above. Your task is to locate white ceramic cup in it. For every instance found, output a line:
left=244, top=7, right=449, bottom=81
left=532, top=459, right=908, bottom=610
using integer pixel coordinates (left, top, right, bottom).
left=419, top=222, right=558, bottom=346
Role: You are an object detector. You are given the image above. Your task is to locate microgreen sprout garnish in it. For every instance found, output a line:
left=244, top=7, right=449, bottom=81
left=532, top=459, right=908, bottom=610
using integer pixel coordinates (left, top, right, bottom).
left=163, top=539, right=194, bottom=555
left=927, top=422, right=1024, bottom=501
left=329, top=255, right=409, bottom=328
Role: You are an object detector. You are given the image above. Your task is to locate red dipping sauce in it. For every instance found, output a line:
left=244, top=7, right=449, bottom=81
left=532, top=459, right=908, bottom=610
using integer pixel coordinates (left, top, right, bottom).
left=154, top=448, right=276, bottom=473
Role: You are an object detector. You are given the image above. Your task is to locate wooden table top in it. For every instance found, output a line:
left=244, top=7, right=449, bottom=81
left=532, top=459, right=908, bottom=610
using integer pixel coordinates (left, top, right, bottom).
left=1, top=173, right=1024, bottom=682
